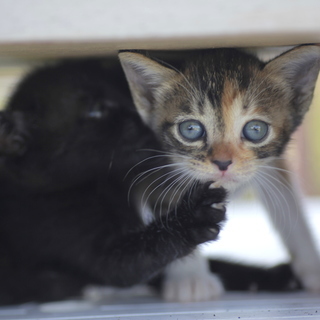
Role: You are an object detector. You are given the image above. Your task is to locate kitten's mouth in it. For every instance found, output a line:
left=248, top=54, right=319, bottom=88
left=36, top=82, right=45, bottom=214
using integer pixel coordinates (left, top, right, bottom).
left=207, top=171, right=245, bottom=191
left=211, top=176, right=238, bottom=187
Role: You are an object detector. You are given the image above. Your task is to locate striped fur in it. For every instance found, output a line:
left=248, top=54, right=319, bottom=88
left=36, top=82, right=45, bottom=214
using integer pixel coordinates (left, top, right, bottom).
left=119, top=46, right=320, bottom=191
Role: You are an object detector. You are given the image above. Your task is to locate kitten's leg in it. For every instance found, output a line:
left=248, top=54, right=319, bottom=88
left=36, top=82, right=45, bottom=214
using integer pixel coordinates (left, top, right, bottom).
left=63, top=184, right=227, bottom=289
left=163, top=249, right=224, bottom=302
left=255, top=158, right=320, bottom=292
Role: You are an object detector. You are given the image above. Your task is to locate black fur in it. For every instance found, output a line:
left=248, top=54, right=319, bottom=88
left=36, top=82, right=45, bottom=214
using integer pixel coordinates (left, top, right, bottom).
left=0, top=59, right=227, bottom=304
left=209, top=260, right=301, bottom=292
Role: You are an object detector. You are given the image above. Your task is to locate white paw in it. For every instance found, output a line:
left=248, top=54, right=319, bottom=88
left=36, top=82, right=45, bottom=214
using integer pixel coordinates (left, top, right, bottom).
left=163, top=251, right=224, bottom=302
left=163, top=272, right=224, bottom=302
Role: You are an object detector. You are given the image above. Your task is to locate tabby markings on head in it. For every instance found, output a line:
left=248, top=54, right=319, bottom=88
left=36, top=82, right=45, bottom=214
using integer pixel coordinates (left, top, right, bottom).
left=119, top=46, right=320, bottom=191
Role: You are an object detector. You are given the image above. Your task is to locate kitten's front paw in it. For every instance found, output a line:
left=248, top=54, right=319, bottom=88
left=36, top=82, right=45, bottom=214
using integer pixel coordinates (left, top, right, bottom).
left=163, top=272, right=224, bottom=302
left=163, top=253, right=224, bottom=302
left=176, top=182, right=227, bottom=246
left=0, top=111, right=27, bottom=156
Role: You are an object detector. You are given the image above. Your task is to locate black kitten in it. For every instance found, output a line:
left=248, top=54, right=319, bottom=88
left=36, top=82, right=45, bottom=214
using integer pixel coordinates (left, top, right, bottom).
left=0, top=59, right=226, bottom=304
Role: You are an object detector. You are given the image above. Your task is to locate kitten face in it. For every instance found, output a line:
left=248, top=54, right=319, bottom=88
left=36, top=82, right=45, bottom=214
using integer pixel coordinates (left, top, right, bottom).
left=120, top=47, right=320, bottom=191
left=146, top=60, right=292, bottom=190
left=2, top=60, right=152, bottom=189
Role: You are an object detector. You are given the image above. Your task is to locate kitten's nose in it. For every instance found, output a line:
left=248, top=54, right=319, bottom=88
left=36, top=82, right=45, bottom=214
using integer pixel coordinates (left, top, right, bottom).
left=212, top=160, right=232, bottom=171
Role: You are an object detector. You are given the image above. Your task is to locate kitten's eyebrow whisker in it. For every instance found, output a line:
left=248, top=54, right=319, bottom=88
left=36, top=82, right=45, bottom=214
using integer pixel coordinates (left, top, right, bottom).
left=247, top=77, right=275, bottom=105
left=195, top=69, right=204, bottom=100
left=249, top=84, right=274, bottom=104
left=246, top=72, right=268, bottom=101
left=153, top=57, right=201, bottom=102
left=175, top=83, right=197, bottom=102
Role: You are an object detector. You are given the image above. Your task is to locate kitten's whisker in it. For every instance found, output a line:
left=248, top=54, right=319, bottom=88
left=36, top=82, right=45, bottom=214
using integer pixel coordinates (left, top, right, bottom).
left=252, top=82, right=279, bottom=103
left=257, top=164, right=293, bottom=175
left=141, top=167, right=187, bottom=217
left=140, top=167, right=186, bottom=211
left=155, top=170, right=189, bottom=215
left=188, top=179, right=199, bottom=209
left=163, top=173, right=191, bottom=229
left=137, top=149, right=192, bottom=161
left=172, top=176, right=196, bottom=223
left=253, top=172, right=281, bottom=224
left=175, top=83, right=198, bottom=103
left=247, top=76, right=272, bottom=103
left=156, top=170, right=190, bottom=230
left=127, top=167, right=163, bottom=204
left=165, top=176, right=195, bottom=231
left=251, top=175, right=273, bottom=215
left=255, top=170, right=298, bottom=239
left=259, top=169, right=297, bottom=203
left=154, top=169, right=190, bottom=219
left=152, top=57, right=201, bottom=102
left=127, top=163, right=180, bottom=202
left=124, top=154, right=175, bottom=180
left=247, top=74, right=280, bottom=106
left=141, top=149, right=190, bottom=163
left=131, top=163, right=180, bottom=185
left=167, top=173, right=192, bottom=214
left=195, top=69, right=204, bottom=100
left=252, top=174, right=284, bottom=233
left=258, top=169, right=300, bottom=236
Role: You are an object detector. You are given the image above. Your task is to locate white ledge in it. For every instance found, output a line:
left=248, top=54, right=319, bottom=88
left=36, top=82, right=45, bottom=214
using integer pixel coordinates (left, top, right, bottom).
left=1, top=0, right=320, bottom=58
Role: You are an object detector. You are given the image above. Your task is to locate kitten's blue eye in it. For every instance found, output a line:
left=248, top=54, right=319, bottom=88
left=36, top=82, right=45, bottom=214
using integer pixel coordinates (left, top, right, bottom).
left=179, top=120, right=205, bottom=141
left=243, top=120, right=269, bottom=142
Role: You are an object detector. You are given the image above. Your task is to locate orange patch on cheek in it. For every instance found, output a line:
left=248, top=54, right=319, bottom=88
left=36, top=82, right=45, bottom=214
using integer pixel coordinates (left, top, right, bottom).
left=233, top=147, right=256, bottom=168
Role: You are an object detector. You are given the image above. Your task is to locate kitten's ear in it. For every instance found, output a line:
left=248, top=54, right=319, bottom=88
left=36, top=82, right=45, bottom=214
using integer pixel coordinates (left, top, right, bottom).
left=119, top=52, right=177, bottom=125
left=264, top=45, right=320, bottom=119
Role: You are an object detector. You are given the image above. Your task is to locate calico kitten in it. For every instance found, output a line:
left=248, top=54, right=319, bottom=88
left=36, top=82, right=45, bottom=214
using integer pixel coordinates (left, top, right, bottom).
left=0, top=59, right=227, bottom=304
left=118, top=45, right=320, bottom=300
